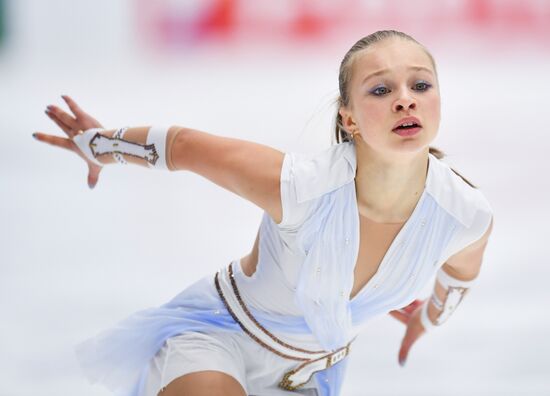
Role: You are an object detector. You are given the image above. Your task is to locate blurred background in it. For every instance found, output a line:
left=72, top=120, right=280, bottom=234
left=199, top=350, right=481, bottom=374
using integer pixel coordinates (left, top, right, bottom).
left=1, top=0, right=550, bottom=395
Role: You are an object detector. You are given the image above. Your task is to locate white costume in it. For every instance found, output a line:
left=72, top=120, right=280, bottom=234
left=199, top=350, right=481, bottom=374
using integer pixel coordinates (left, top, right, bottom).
left=75, top=141, right=493, bottom=396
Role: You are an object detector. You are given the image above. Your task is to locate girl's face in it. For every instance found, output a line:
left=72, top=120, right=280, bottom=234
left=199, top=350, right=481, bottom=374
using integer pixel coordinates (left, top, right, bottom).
left=339, top=38, right=440, bottom=158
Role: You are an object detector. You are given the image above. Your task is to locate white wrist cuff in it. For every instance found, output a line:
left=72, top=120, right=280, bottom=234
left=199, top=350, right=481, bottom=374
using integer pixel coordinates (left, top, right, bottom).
left=112, top=127, right=129, bottom=165
left=73, top=126, right=171, bottom=169
left=422, top=269, right=477, bottom=329
left=436, top=268, right=477, bottom=288
left=73, top=128, right=105, bottom=167
left=145, top=126, right=169, bottom=170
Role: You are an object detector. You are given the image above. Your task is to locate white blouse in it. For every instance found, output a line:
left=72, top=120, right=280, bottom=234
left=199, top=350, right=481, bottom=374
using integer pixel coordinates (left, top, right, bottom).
left=234, top=141, right=494, bottom=351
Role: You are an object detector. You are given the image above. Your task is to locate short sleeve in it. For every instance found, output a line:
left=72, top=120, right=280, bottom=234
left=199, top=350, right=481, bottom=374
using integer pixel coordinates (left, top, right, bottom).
left=276, top=143, right=357, bottom=232
left=465, top=198, right=494, bottom=248
left=441, top=190, right=494, bottom=260
left=276, top=151, right=316, bottom=231
left=427, top=155, right=495, bottom=262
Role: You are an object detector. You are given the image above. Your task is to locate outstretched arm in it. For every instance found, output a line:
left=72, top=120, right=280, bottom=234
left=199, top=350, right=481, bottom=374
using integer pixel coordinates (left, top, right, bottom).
left=33, top=96, right=285, bottom=224
left=169, top=128, right=284, bottom=224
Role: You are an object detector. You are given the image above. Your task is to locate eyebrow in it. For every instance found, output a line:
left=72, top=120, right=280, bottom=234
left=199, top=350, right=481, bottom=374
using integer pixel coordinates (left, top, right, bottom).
left=361, top=66, right=434, bottom=85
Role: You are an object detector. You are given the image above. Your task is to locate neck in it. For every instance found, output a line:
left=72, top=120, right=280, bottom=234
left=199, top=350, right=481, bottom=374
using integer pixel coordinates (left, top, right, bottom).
left=353, top=139, right=429, bottom=223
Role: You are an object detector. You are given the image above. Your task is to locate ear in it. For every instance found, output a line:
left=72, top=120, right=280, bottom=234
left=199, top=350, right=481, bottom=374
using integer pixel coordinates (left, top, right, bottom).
left=338, top=106, right=357, bottom=132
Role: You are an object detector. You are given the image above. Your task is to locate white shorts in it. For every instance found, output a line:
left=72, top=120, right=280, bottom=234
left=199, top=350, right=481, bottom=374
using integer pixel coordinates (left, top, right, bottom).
left=143, top=329, right=320, bottom=396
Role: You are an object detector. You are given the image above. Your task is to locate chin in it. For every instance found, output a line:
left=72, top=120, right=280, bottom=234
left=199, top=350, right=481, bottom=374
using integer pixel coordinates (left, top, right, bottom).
left=361, top=129, right=436, bottom=156
left=389, top=133, right=435, bottom=155
left=400, top=128, right=436, bottom=143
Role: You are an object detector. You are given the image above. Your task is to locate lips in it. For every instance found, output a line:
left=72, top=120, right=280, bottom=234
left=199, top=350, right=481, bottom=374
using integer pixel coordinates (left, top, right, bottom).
left=392, top=116, right=422, bottom=131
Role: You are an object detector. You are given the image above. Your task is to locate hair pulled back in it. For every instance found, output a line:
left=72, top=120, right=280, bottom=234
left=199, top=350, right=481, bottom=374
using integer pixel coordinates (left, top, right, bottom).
left=334, top=30, right=476, bottom=188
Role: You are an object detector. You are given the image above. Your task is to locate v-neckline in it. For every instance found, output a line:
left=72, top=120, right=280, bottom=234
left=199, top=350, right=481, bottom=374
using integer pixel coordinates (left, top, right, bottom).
left=349, top=153, right=433, bottom=303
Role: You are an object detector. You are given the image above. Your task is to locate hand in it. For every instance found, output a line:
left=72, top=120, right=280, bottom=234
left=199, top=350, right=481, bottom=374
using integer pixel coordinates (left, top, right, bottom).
left=33, top=95, right=104, bottom=189
left=388, top=299, right=426, bottom=367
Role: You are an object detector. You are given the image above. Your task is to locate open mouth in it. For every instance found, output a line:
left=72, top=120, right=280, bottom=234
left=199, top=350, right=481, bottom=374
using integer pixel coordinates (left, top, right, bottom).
left=392, top=122, right=421, bottom=131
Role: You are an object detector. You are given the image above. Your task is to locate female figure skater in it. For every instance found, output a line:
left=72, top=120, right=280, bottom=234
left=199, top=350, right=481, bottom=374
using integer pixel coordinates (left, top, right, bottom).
left=33, top=30, right=494, bottom=396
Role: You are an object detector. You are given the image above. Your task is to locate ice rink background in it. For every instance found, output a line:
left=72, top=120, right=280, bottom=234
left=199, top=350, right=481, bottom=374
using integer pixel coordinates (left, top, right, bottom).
left=1, top=1, right=550, bottom=395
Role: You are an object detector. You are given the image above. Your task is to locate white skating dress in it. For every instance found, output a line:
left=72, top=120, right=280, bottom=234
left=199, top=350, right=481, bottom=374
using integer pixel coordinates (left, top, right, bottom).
left=76, top=141, right=493, bottom=396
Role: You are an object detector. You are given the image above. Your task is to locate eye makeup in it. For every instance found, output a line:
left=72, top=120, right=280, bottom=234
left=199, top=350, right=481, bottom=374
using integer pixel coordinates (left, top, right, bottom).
left=369, top=85, right=390, bottom=96
left=368, top=79, right=433, bottom=96
left=413, top=80, right=432, bottom=91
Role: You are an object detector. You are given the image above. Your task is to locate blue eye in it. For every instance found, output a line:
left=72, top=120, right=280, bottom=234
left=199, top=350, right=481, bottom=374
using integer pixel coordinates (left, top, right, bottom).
left=414, top=81, right=432, bottom=91
left=371, top=86, right=390, bottom=96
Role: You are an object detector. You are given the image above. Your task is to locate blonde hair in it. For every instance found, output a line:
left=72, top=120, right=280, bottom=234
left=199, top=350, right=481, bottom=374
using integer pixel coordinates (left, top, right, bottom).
left=333, top=30, right=476, bottom=188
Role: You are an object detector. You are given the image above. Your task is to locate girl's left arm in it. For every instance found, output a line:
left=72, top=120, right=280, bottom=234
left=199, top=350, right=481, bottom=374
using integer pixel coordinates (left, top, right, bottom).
left=422, top=215, right=494, bottom=328
left=442, top=215, right=494, bottom=279
left=390, top=216, right=494, bottom=366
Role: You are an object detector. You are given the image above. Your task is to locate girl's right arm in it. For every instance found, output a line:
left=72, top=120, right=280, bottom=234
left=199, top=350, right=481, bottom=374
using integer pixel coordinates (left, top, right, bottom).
left=170, top=128, right=284, bottom=224
left=34, top=96, right=285, bottom=224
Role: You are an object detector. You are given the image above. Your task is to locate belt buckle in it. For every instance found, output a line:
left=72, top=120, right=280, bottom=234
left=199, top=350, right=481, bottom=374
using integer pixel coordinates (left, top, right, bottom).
left=327, top=344, right=350, bottom=367
left=278, top=344, right=351, bottom=391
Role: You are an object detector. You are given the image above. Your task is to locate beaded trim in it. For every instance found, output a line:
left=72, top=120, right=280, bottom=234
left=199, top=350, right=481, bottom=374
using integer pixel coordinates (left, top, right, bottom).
left=89, top=133, right=160, bottom=166
left=434, top=286, right=469, bottom=325
left=430, top=293, right=444, bottom=310
left=227, top=263, right=325, bottom=355
left=112, top=127, right=128, bottom=164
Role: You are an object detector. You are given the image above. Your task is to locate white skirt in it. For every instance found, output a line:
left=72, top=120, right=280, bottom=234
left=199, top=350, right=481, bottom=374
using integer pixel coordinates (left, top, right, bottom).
left=75, top=266, right=348, bottom=396
left=143, top=329, right=320, bottom=396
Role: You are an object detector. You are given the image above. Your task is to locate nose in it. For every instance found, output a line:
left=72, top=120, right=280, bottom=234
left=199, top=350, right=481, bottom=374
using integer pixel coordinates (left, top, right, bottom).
left=393, top=90, right=417, bottom=112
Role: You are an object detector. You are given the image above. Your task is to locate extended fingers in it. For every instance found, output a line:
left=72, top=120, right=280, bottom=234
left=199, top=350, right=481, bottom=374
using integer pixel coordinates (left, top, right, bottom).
left=61, top=95, right=104, bottom=130
left=46, top=105, right=80, bottom=136
left=398, top=305, right=427, bottom=367
left=62, top=95, right=86, bottom=117
left=398, top=342, right=410, bottom=366
left=398, top=326, right=424, bottom=367
left=33, top=132, right=74, bottom=151
left=398, top=329, right=415, bottom=367
left=87, top=163, right=101, bottom=189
